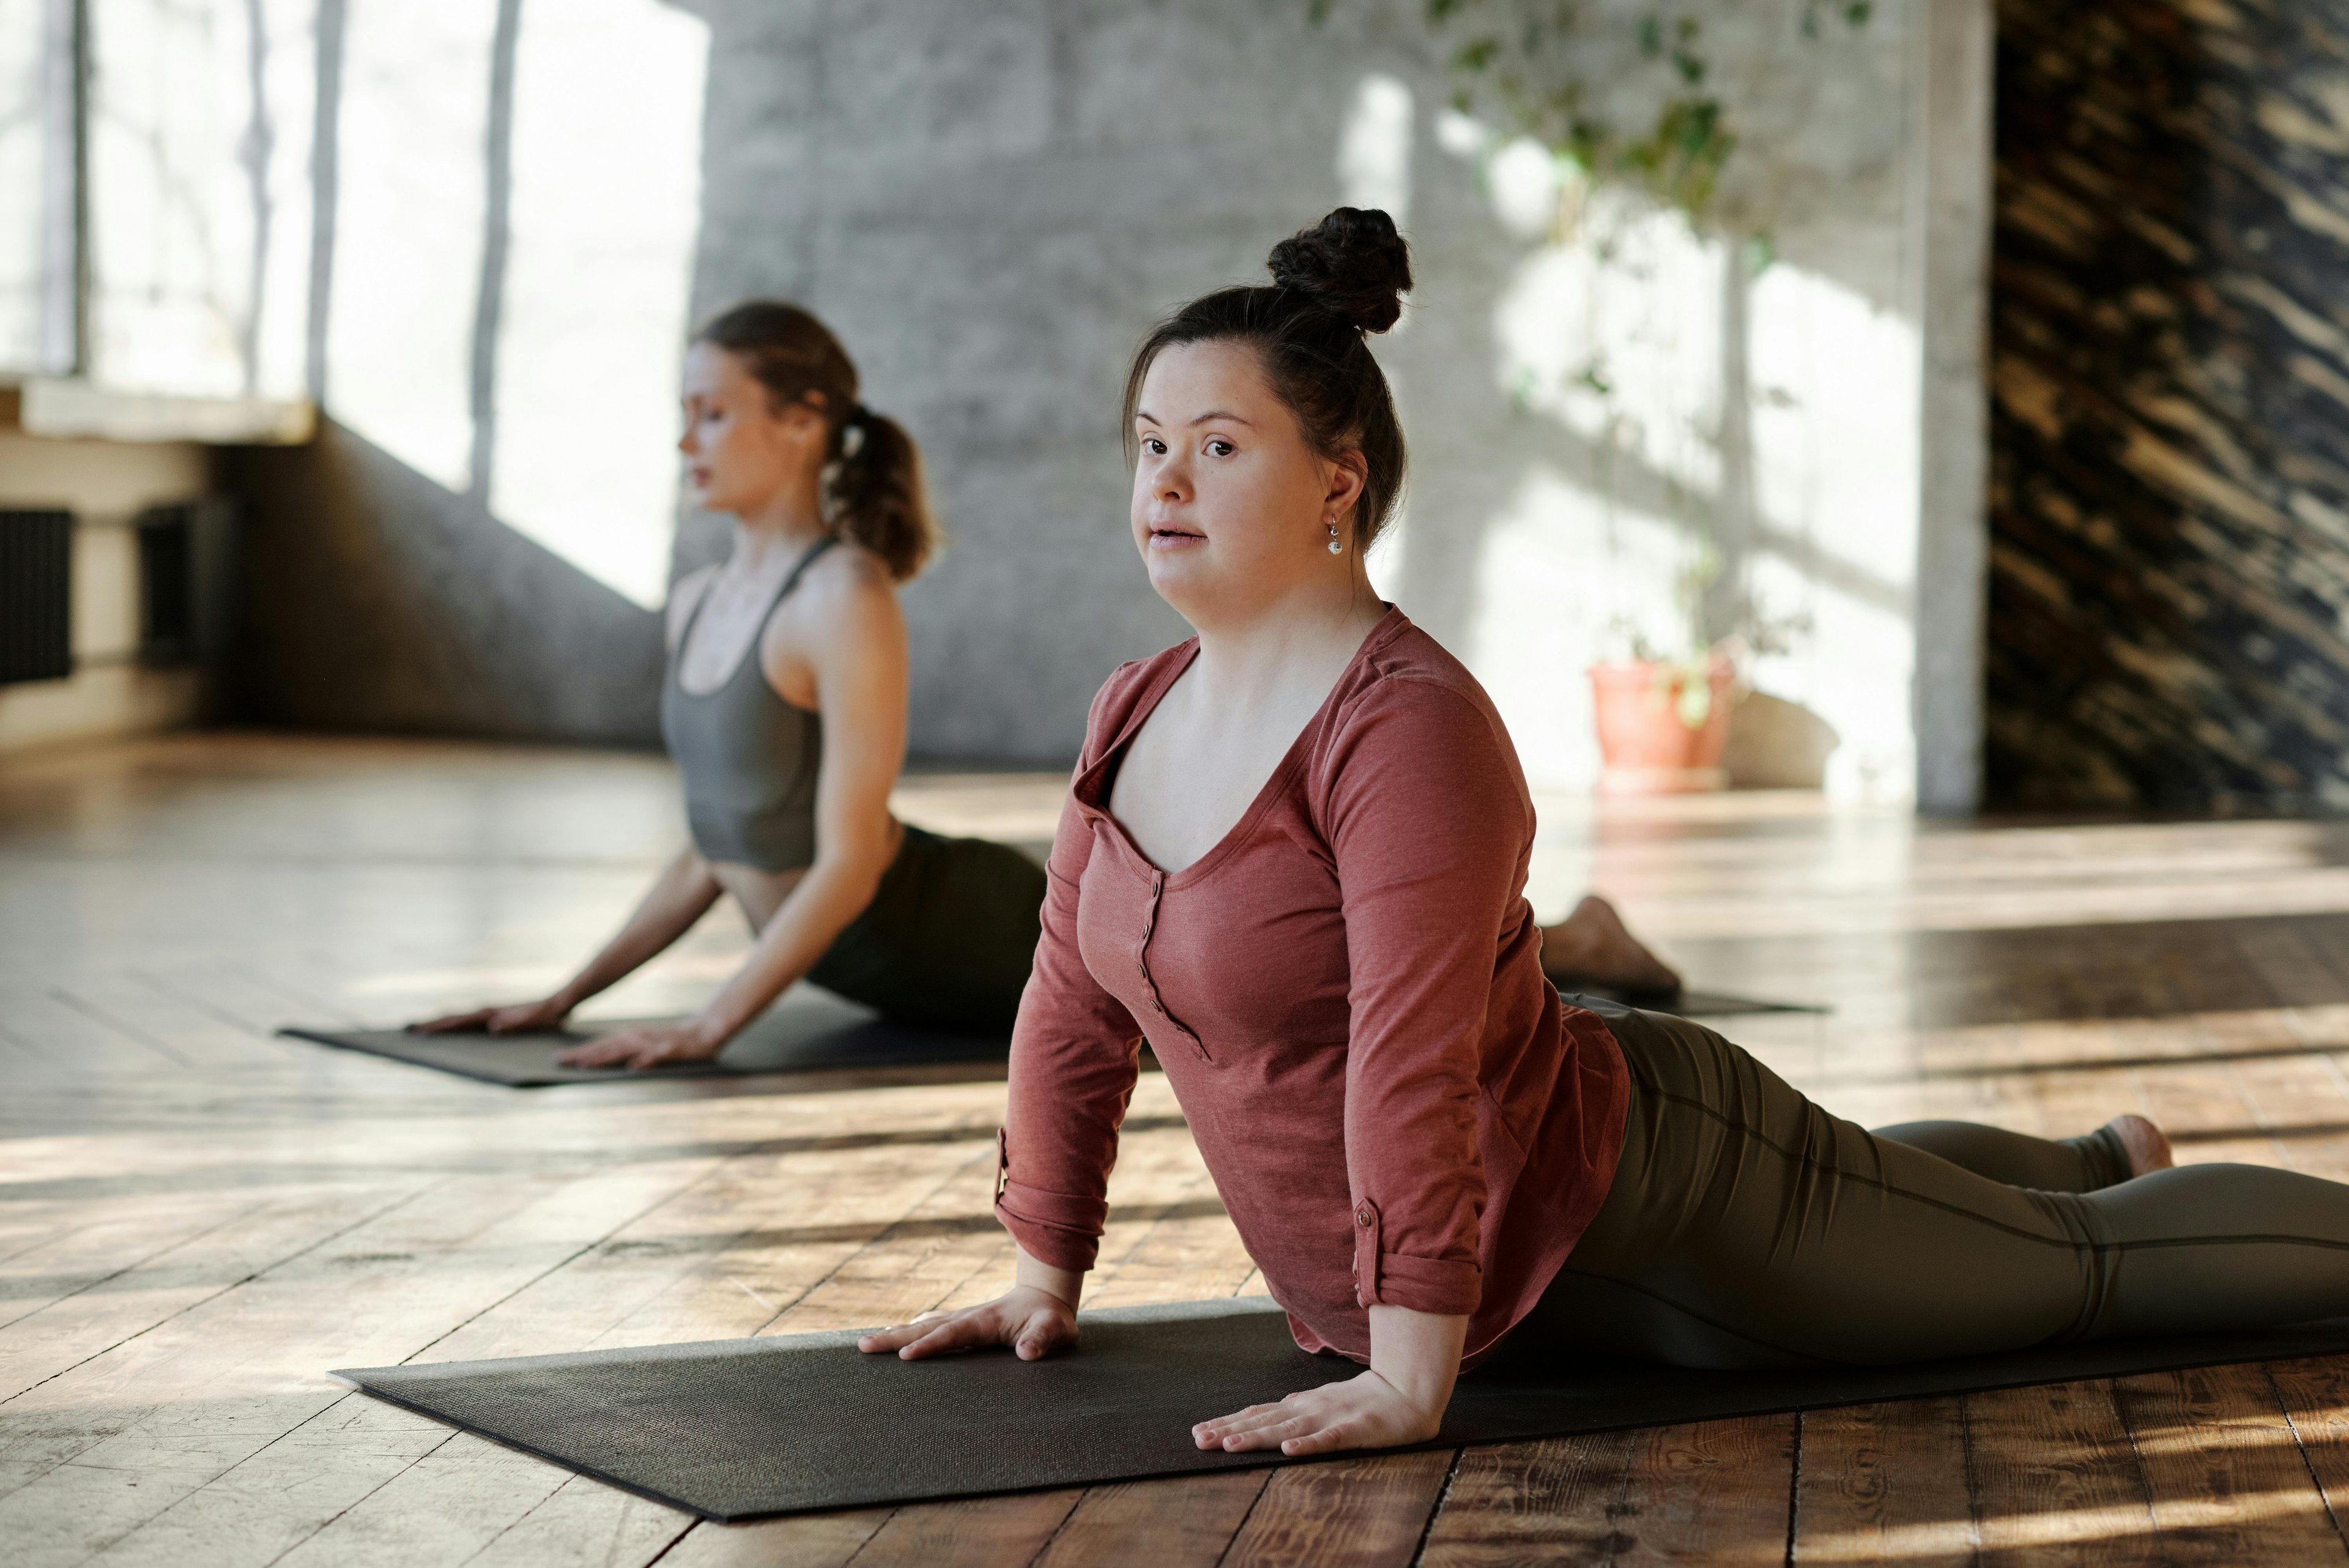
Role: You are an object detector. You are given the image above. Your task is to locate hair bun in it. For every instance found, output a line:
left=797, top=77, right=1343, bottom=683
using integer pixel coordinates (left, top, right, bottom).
left=1266, top=207, right=1413, bottom=334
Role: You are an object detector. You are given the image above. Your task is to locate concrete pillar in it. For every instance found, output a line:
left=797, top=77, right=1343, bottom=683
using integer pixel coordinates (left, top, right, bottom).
left=1910, top=0, right=1995, bottom=814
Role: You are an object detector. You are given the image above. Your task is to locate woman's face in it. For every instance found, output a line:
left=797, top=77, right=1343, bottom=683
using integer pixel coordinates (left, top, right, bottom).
left=677, top=343, right=828, bottom=517
left=1129, top=340, right=1365, bottom=626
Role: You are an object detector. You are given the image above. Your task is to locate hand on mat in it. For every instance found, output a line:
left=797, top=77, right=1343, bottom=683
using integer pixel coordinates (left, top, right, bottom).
left=855, top=1285, right=1078, bottom=1362
left=556, top=1018, right=726, bottom=1072
left=412, top=995, right=572, bottom=1035
left=1192, top=1369, right=1444, bottom=1457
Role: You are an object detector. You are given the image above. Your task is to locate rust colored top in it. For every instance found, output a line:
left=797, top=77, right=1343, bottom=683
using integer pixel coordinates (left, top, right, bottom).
left=994, top=607, right=1630, bottom=1367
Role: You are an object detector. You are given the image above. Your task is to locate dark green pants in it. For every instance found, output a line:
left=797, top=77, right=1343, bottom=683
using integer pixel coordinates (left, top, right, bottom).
left=1526, top=998, right=2349, bottom=1369
left=806, top=825, right=1045, bottom=1035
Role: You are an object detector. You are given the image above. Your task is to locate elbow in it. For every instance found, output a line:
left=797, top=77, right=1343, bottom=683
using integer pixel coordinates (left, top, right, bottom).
left=812, top=824, right=899, bottom=909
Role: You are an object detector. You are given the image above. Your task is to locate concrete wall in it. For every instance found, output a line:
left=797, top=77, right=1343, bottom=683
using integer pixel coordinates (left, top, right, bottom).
left=223, top=0, right=1986, bottom=795
left=0, top=417, right=214, bottom=756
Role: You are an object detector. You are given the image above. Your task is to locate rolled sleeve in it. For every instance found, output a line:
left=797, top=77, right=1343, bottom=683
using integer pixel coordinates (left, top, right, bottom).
left=1348, top=1196, right=1485, bottom=1314
left=995, top=1129, right=1113, bottom=1271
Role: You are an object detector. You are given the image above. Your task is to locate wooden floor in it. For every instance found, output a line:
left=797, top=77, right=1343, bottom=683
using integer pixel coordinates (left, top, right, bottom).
left=13, top=735, right=2349, bottom=1564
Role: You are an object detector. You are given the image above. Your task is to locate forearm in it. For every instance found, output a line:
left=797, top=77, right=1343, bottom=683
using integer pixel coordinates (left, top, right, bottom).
left=557, top=849, right=723, bottom=1007
left=694, top=849, right=889, bottom=1038
left=1366, top=1304, right=1468, bottom=1416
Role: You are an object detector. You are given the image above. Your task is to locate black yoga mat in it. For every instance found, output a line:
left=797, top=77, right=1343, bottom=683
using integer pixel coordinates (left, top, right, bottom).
left=1580, top=987, right=1822, bottom=1017
left=281, top=990, right=1006, bottom=1087
left=334, top=1295, right=2349, bottom=1522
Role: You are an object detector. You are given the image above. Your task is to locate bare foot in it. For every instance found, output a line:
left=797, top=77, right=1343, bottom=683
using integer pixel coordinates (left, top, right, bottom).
left=1540, top=895, right=1682, bottom=997
left=2106, top=1113, right=2173, bottom=1178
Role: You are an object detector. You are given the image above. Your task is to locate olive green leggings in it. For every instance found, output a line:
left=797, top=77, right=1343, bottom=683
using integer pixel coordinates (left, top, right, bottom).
left=806, top=826, right=1044, bottom=1035
left=1525, top=998, right=2349, bottom=1369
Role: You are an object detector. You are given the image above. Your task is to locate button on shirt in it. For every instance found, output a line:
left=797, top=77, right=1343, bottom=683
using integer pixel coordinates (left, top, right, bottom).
left=993, top=608, right=1630, bottom=1367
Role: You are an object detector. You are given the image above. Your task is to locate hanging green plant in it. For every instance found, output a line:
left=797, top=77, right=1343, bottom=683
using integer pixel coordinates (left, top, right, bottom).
left=1308, top=1, right=1871, bottom=221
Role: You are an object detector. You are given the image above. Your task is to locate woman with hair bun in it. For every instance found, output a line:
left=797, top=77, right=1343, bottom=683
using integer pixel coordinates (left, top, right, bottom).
left=858, top=209, right=2349, bottom=1458
left=417, top=302, right=1048, bottom=1067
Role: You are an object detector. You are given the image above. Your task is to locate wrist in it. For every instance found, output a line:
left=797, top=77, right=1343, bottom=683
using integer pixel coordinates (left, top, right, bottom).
left=685, top=1013, right=737, bottom=1052
left=1365, top=1305, right=1467, bottom=1416
left=1015, top=1252, right=1084, bottom=1310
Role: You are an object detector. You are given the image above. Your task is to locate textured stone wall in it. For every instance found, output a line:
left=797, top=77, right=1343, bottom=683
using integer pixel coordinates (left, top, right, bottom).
left=1989, top=0, right=2349, bottom=810
left=225, top=0, right=1968, bottom=786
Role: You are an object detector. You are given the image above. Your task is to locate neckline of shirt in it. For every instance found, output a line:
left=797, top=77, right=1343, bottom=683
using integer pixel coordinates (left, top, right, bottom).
left=1077, top=604, right=1410, bottom=890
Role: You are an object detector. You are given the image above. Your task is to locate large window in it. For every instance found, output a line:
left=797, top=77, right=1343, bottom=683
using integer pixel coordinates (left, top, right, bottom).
left=5, top=0, right=711, bottom=609
left=0, top=0, right=73, bottom=374
left=86, top=0, right=314, bottom=399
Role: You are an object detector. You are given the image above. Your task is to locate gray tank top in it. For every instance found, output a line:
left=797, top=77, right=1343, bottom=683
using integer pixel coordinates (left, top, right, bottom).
left=659, top=537, right=837, bottom=871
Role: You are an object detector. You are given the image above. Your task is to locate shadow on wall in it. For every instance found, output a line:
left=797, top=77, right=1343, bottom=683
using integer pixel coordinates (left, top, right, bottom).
left=1351, top=15, right=1927, bottom=804
left=220, top=418, right=665, bottom=743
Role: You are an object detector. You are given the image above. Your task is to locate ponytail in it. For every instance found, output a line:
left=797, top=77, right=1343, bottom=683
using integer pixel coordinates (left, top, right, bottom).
left=692, top=300, right=941, bottom=581
left=823, top=404, right=933, bottom=582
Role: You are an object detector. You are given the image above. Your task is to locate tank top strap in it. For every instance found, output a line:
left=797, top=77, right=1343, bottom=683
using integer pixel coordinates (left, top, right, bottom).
left=761, top=534, right=840, bottom=625
left=670, top=535, right=841, bottom=693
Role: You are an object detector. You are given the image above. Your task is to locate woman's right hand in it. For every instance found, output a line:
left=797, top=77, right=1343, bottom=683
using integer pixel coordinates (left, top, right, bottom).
left=855, top=1285, right=1078, bottom=1362
left=410, top=995, right=573, bottom=1035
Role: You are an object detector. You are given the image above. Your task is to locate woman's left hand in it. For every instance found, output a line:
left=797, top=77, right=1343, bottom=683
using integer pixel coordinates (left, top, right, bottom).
left=557, top=1018, right=726, bottom=1071
left=1192, top=1369, right=1444, bottom=1457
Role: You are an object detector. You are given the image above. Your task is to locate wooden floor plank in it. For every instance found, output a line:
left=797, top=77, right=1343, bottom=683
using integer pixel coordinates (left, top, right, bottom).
left=653, top=1509, right=897, bottom=1568
left=1965, top=1378, right=2159, bottom=1564
left=0, top=1157, right=725, bottom=1565
left=2267, top=1358, right=2349, bottom=1551
left=71, top=1397, right=456, bottom=1568
left=1033, top=1470, right=1272, bottom=1568
left=1220, top=1449, right=1453, bottom=1568
left=1791, top=1397, right=1975, bottom=1566
left=0, top=1184, right=423, bottom=1402
left=1417, top=1432, right=1636, bottom=1567
left=264, top=1429, right=584, bottom=1568
left=844, top=1488, right=1083, bottom=1568
left=2113, top=1362, right=2348, bottom=1566
left=1608, top=1414, right=1796, bottom=1567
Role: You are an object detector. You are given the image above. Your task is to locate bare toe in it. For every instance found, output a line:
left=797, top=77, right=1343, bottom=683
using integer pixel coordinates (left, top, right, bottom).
left=2106, top=1113, right=2173, bottom=1178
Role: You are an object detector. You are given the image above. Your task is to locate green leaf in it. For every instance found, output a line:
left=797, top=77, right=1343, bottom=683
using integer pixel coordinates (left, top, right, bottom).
left=1452, top=35, right=1501, bottom=72
left=1638, top=13, right=1663, bottom=55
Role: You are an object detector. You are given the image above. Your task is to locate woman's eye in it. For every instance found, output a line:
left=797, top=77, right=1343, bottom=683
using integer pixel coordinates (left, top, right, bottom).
left=1143, top=437, right=1167, bottom=455
left=1206, top=439, right=1234, bottom=458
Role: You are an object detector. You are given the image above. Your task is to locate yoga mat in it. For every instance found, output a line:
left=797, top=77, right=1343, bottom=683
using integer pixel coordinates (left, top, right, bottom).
left=1564, top=987, right=1825, bottom=1017
left=281, top=990, right=1006, bottom=1087
left=334, top=1296, right=2349, bottom=1522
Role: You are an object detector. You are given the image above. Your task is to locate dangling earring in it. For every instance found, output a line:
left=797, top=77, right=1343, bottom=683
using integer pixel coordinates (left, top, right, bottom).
left=1326, top=519, right=1343, bottom=555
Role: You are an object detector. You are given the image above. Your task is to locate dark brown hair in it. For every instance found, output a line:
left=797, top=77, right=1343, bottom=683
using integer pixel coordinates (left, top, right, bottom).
left=1123, top=207, right=1412, bottom=549
left=693, top=300, right=939, bottom=581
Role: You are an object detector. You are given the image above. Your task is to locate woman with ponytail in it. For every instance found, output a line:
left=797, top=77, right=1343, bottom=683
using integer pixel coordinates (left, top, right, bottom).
left=417, top=302, right=1047, bottom=1068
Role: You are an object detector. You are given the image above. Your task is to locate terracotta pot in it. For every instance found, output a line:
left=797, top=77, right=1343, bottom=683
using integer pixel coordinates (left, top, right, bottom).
left=1589, top=657, right=1738, bottom=796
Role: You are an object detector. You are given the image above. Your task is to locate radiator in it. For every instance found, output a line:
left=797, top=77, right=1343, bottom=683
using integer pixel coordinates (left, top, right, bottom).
left=0, top=508, right=73, bottom=686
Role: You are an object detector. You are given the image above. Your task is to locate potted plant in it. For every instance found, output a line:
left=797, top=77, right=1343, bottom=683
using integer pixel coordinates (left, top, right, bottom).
left=1588, top=554, right=1809, bottom=796
left=1589, top=642, right=1740, bottom=796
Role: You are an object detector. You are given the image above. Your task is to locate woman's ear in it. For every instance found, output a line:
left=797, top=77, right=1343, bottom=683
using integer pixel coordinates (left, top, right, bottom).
left=1324, top=451, right=1368, bottom=522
